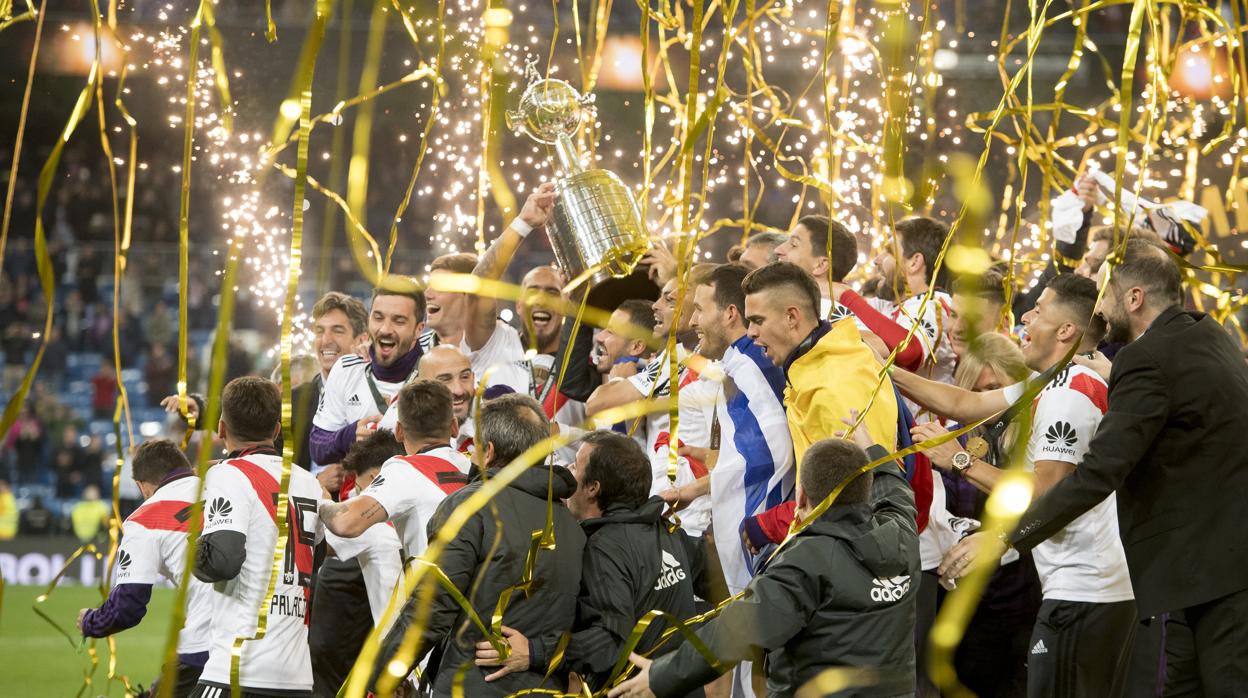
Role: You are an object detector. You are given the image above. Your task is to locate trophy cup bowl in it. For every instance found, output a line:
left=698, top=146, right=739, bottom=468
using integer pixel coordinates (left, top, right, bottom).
left=507, top=72, right=649, bottom=290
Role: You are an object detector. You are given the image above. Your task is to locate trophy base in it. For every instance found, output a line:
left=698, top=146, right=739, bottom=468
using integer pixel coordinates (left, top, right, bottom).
left=549, top=169, right=649, bottom=292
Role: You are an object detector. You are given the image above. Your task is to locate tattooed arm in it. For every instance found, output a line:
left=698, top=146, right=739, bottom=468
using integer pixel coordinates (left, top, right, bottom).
left=318, top=495, right=390, bottom=538
left=465, top=182, right=557, bottom=350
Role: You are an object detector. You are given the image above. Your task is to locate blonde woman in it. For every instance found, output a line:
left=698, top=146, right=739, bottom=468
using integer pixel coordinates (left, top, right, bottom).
left=911, top=332, right=1038, bottom=698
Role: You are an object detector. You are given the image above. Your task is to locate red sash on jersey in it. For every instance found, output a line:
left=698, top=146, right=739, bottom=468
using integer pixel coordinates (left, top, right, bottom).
left=226, top=458, right=316, bottom=618
left=127, top=500, right=197, bottom=532
left=543, top=389, right=569, bottom=420
left=396, top=454, right=470, bottom=495
left=652, top=433, right=708, bottom=479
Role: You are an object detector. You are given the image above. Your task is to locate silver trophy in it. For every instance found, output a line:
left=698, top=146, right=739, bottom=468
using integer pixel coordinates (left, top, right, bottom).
left=507, top=64, right=648, bottom=290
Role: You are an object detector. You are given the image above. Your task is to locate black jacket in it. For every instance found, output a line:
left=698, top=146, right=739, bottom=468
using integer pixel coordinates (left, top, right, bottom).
left=376, top=464, right=586, bottom=697
left=649, top=448, right=920, bottom=698
left=529, top=496, right=716, bottom=695
left=1011, top=306, right=1248, bottom=617
left=291, top=373, right=322, bottom=471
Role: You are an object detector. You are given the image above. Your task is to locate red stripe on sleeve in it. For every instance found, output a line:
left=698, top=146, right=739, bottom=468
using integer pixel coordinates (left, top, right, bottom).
left=127, top=500, right=196, bottom=532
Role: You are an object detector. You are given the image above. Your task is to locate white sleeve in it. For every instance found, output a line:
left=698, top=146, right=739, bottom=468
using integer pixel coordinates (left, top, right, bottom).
left=1032, top=387, right=1100, bottom=465
left=896, top=296, right=947, bottom=365
left=358, top=458, right=414, bottom=520
left=325, top=529, right=367, bottom=561
left=113, top=521, right=162, bottom=585
left=202, top=465, right=252, bottom=536
left=627, top=354, right=664, bottom=397
left=676, top=381, right=715, bottom=448
left=1002, top=381, right=1027, bottom=405
left=313, top=361, right=349, bottom=431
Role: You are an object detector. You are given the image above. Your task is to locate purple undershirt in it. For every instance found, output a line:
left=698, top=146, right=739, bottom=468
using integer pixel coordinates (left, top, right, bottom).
left=309, top=344, right=422, bottom=464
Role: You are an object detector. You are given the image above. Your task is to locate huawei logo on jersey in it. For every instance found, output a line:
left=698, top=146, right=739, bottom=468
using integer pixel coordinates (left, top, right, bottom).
left=117, top=550, right=132, bottom=570
left=208, top=497, right=233, bottom=522
left=1044, top=421, right=1077, bottom=448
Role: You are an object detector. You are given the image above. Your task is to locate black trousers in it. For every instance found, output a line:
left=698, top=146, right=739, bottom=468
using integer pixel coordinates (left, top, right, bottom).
left=1027, top=598, right=1137, bottom=698
left=190, top=683, right=311, bottom=698
left=1162, top=585, right=1248, bottom=697
left=309, top=556, right=374, bottom=697
left=142, top=661, right=203, bottom=698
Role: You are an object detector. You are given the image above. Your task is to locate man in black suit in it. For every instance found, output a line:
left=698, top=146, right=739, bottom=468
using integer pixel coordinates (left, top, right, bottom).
left=946, top=239, right=1248, bottom=694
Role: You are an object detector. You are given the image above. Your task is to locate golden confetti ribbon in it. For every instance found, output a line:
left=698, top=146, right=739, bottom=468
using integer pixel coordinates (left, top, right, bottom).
left=0, top=0, right=96, bottom=452
left=228, top=3, right=331, bottom=696
left=343, top=400, right=669, bottom=698
left=0, top=0, right=44, bottom=267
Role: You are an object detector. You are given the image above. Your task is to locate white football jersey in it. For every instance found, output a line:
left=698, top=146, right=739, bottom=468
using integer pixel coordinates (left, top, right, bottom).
left=114, top=474, right=212, bottom=656
left=359, top=446, right=472, bottom=559
left=663, top=370, right=718, bottom=536
left=313, top=354, right=408, bottom=433
left=324, top=524, right=403, bottom=626
left=460, top=320, right=532, bottom=395
left=1005, top=366, right=1133, bottom=603
left=199, top=454, right=324, bottom=692
left=890, top=290, right=958, bottom=391
left=625, top=346, right=692, bottom=495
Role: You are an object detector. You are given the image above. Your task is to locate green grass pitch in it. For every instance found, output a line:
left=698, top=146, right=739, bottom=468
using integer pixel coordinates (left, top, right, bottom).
left=1, top=584, right=176, bottom=697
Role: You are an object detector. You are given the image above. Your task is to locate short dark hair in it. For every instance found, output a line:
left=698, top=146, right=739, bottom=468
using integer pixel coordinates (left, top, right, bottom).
left=132, top=438, right=191, bottom=484
left=342, top=428, right=405, bottom=476
left=798, top=215, right=857, bottom=283
left=616, top=298, right=658, bottom=334
left=371, top=275, right=427, bottom=324
left=478, top=393, right=550, bottom=467
left=221, top=377, right=282, bottom=443
left=579, top=430, right=651, bottom=510
left=801, top=438, right=871, bottom=507
left=699, top=263, right=749, bottom=315
left=896, top=216, right=950, bottom=288
left=312, top=291, right=368, bottom=337
left=1110, top=238, right=1182, bottom=309
left=952, top=269, right=1007, bottom=307
left=741, top=262, right=821, bottom=320
left=1047, top=273, right=1106, bottom=344
left=397, top=379, right=455, bottom=441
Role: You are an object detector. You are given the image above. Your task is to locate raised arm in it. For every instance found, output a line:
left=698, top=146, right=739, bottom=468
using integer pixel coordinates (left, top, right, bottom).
left=889, top=366, right=1010, bottom=425
left=464, top=183, right=557, bottom=350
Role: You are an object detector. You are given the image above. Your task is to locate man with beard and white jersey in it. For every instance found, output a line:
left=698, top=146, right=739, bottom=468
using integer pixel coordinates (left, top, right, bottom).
left=323, top=431, right=405, bottom=627
left=553, top=299, right=657, bottom=441
left=306, top=282, right=424, bottom=696
left=378, top=345, right=478, bottom=456
left=310, top=283, right=426, bottom=468
left=587, top=275, right=701, bottom=497
left=894, top=274, right=1137, bottom=697
left=78, top=439, right=213, bottom=698
left=318, top=380, right=471, bottom=561
left=192, top=377, right=325, bottom=698
left=835, top=216, right=958, bottom=389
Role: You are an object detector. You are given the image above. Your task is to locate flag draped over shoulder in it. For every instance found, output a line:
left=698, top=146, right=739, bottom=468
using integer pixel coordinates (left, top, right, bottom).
left=710, top=335, right=796, bottom=596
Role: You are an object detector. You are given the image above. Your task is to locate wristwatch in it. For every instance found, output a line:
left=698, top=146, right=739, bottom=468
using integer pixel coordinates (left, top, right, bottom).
left=950, top=451, right=973, bottom=477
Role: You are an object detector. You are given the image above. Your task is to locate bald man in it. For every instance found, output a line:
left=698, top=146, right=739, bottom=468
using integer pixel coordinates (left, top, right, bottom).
left=379, top=344, right=478, bottom=455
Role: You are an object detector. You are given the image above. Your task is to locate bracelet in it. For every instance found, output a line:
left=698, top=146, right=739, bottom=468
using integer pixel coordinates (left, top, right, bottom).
left=509, top=217, right=534, bottom=238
